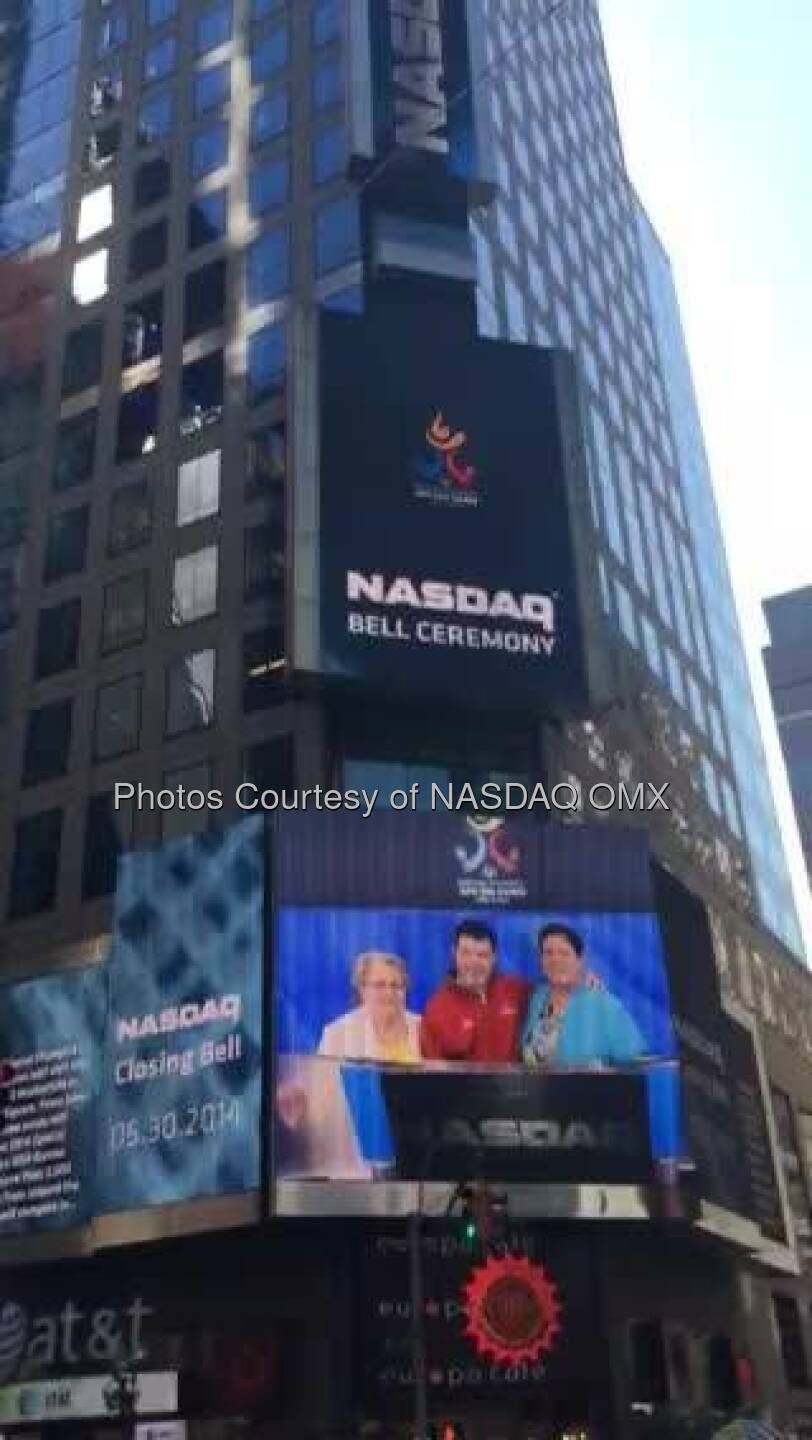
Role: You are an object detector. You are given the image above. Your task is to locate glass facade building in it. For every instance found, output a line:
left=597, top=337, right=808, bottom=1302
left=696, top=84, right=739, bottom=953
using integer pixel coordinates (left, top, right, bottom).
left=470, top=0, right=802, bottom=957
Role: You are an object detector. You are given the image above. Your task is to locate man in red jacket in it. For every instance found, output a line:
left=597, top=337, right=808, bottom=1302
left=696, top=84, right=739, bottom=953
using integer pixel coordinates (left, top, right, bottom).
left=420, top=920, right=527, bottom=1063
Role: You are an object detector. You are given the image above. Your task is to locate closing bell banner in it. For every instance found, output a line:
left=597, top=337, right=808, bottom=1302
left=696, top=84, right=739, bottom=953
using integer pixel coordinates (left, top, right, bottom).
left=272, top=813, right=682, bottom=1187
left=316, top=302, right=594, bottom=710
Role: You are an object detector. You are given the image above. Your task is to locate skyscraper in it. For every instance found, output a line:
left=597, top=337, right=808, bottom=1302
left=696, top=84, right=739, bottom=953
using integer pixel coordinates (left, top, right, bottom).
left=1, top=2, right=812, bottom=1431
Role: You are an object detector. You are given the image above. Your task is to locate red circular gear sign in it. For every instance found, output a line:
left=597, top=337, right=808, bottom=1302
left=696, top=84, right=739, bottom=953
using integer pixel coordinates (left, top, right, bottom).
left=462, top=1254, right=563, bottom=1367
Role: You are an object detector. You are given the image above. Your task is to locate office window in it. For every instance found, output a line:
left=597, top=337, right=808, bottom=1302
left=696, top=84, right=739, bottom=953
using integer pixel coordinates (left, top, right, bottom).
left=53, top=411, right=97, bottom=491
left=8, top=810, right=63, bottom=920
left=162, top=763, right=212, bottom=840
left=184, top=260, right=226, bottom=339
left=44, top=505, right=89, bottom=583
left=0, top=554, right=20, bottom=632
left=246, top=422, right=285, bottom=497
left=246, top=227, right=289, bottom=307
left=171, top=545, right=218, bottom=623
left=313, top=0, right=340, bottom=47
left=108, top=479, right=152, bottom=556
left=35, top=599, right=81, bottom=678
left=90, top=67, right=124, bottom=119
left=194, top=61, right=230, bottom=117
left=77, top=184, right=113, bottom=242
left=247, top=322, right=285, bottom=405
left=123, top=291, right=163, bottom=366
left=243, top=735, right=293, bottom=791
left=0, top=374, right=40, bottom=462
left=82, top=793, right=133, bottom=900
left=23, top=700, right=72, bottom=786
left=83, top=121, right=121, bottom=174
left=243, top=625, right=284, bottom=710
left=774, top=1296, right=809, bottom=1389
left=143, top=35, right=176, bottom=85
left=248, top=155, right=289, bottom=217
left=116, top=382, right=160, bottom=462
left=177, top=450, right=220, bottom=525
left=62, top=320, right=104, bottom=396
left=147, top=0, right=177, bottom=27
left=196, top=0, right=232, bottom=55
left=137, top=90, right=173, bottom=146
left=179, top=352, right=223, bottom=434
left=250, top=92, right=288, bottom=148
left=313, top=53, right=342, bottom=111
left=313, top=123, right=344, bottom=184
left=252, top=0, right=283, bottom=17
left=166, top=647, right=216, bottom=734
left=97, top=8, right=127, bottom=56
left=188, top=190, right=228, bottom=249
left=94, top=673, right=142, bottom=760
left=101, top=571, right=148, bottom=652
left=191, top=121, right=229, bottom=178
left=134, top=154, right=171, bottom=207
left=128, top=217, right=168, bottom=279
left=72, top=249, right=109, bottom=306
left=245, top=522, right=283, bottom=602
left=250, top=24, right=288, bottom=83
left=314, top=195, right=360, bottom=275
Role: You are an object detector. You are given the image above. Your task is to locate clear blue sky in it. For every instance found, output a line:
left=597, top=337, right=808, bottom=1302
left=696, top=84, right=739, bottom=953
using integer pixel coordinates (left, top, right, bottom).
left=600, top=0, right=812, bottom=950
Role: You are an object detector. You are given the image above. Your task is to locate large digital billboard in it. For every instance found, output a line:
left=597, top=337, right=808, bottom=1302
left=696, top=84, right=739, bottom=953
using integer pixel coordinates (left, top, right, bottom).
left=0, top=968, right=106, bottom=1236
left=316, top=301, right=598, bottom=712
left=652, top=864, right=784, bottom=1242
left=99, top=818, right=264, bottom=1211
left=272, top=814, right=682, bottom=1186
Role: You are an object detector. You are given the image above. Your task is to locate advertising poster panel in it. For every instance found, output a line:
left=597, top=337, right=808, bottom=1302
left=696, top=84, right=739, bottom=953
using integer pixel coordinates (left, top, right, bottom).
left=272, top=813, right=681, bottom=1186
left=99, top=817, right=264, bottom=1212
left=0, top=968, right=106, bottom=1236
left=361, top=1224, right=607, bottom=1420
left=317, top=303, right=594, bottom=712
left=652, top=864, right=784, bottom=1241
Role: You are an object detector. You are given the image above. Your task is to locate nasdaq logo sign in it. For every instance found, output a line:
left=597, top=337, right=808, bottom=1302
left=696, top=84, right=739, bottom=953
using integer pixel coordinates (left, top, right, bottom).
left=389, top=0, right=449, bottom=156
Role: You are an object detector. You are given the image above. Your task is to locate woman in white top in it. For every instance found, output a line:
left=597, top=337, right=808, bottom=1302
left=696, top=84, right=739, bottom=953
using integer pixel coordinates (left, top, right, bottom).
left=318, top=951, right=421, bottom=1064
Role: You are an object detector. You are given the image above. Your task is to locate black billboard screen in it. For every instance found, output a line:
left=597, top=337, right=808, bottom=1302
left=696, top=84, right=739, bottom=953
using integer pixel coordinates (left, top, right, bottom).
left=316, top=303, right=593, bottom=710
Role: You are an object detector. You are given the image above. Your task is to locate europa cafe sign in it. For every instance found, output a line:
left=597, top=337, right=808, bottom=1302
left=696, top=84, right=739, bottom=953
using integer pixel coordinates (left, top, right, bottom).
left=389, top=0, right=449, bottom=156
left=463, top=1256, right=564, bottom=1368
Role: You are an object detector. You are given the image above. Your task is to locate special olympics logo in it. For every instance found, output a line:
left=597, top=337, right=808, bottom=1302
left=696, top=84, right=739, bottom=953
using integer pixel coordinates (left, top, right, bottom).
left=0, top=1302, right=29, bottom=1384
left=463, top=1255, right=563, bottom=1367
left=413, top=412, right=479, bottom=505
left=455, top=818, right=520, bottom=880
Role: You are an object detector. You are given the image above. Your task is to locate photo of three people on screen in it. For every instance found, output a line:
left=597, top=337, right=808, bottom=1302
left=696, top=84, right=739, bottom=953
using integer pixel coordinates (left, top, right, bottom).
left=316, top=919, right=648, bottom=1070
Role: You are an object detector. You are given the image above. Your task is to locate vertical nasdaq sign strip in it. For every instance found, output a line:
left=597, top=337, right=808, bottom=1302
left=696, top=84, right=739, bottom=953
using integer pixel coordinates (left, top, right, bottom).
left=389, top=0, right=449, bottom=154
left=367, top=0, right=477, bottom=183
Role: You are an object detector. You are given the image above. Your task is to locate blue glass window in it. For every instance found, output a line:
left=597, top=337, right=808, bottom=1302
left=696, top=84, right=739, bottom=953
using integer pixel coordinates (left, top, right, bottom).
left=251, top=0, right=283, bottom=18
left=188, top=189, right=228, bottom=248
left=251, top=24, right=288, bottom=83
left=190, top=121, right=229, bottom=179
left=312, top=124, right=344, bottom=184
left=320, top=284, right=363, bottom=314
left=194, top=62, right=230, bottom=116
left=248, top=156, right=289, bottom=217
left=97, top=8, right=127, bottom=56
left=313, top=54, right=342, bottom=111
left=147, top=0, right=178, bottom=26
left=314, top=195, right=360, bottom=275
left=137, top=90, right=173, bottom=146
left=247, top=322, right=285, bottom=406
left=143, top=35, right=176, bottom=84
left=246, top=228, right=289, bottom=307
left=312, top=0, right=340, bottom=47
left=196, top=0, right=232, bottom=55
left=250, top=92, right=288, bottom=148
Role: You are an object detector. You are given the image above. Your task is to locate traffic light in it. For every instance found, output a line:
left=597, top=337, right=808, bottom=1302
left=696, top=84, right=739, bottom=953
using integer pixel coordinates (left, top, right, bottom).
left=451, top=1182, right=508, bottom=1250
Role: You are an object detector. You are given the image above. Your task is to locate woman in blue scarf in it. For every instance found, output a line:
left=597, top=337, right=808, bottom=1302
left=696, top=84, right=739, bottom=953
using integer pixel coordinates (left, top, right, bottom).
left=522, top=923, right=646, bottom=1065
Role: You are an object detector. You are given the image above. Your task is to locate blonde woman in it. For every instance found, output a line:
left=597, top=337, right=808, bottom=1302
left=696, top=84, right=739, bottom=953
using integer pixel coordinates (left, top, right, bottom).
left=318, top=951, right=421, bottom=1064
